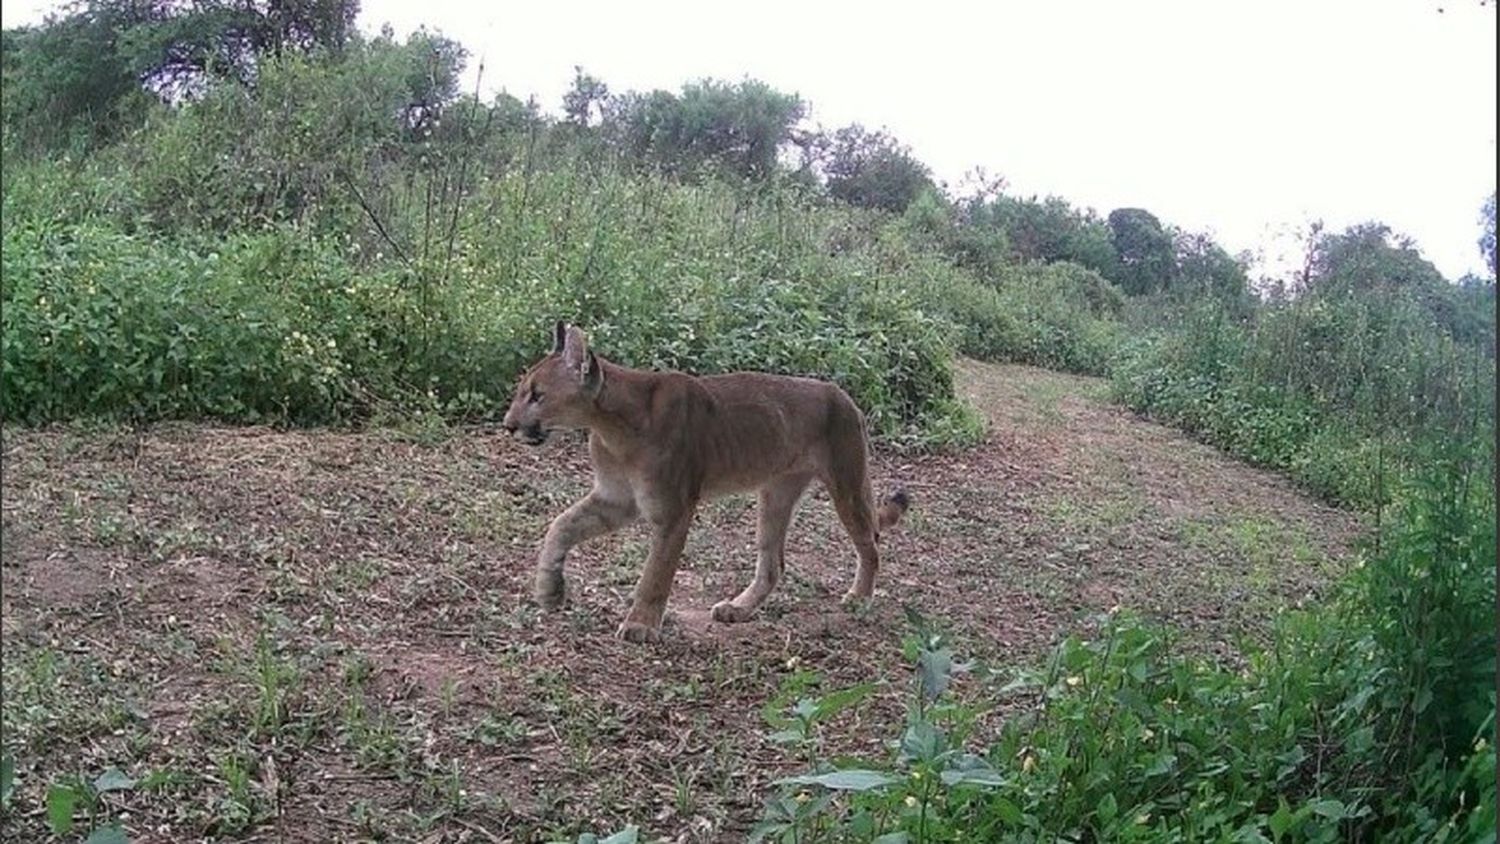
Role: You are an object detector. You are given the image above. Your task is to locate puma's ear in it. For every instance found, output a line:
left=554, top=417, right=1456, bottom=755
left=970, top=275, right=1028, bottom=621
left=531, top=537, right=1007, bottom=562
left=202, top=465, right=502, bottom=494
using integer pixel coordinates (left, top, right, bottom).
left=582, top=350, right=602, bottom=391
left=552, top=320, right=567, bottom=354
left=562, top=325, right=590, bottom=373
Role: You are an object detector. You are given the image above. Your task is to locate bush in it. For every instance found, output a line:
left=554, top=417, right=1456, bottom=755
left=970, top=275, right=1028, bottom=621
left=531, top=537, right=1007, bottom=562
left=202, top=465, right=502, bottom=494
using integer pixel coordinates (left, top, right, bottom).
left=755, top=463, right=1496, bottom=841
left=1, top=172, right=981, bottom=446
left=1111, top=293, right=1496, bottom=507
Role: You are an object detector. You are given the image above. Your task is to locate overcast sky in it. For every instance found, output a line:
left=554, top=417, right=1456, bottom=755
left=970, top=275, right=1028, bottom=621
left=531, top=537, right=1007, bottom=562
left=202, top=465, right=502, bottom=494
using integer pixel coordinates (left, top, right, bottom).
left=6, top=1, right=1496, bottom=279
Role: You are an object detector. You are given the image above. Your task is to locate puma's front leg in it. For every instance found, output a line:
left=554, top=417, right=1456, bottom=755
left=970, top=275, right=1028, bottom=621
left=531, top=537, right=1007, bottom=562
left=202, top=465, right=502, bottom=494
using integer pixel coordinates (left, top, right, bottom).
left=535, top=490, right=637, bottom=609
left=617, top=509, right=693, bottom=643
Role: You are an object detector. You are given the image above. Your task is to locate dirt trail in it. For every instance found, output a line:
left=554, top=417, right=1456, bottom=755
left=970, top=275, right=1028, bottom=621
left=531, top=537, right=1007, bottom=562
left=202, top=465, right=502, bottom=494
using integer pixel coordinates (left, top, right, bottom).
left=0, top=361, right=1364, bottom=842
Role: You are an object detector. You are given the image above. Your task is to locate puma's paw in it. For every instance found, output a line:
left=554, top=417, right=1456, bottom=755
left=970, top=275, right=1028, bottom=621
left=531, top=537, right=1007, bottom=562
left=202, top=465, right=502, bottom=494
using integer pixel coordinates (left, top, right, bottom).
left=711, top=600, right=755, bottom=623
left=534, top=571, right=566, bottom=610
left=615, top=620, right=662, bottom=644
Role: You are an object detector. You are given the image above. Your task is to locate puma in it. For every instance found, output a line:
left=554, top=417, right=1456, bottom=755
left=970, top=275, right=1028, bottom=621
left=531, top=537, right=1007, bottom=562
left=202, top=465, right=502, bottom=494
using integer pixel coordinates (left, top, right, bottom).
left=502, top=322, right=910, bottom=643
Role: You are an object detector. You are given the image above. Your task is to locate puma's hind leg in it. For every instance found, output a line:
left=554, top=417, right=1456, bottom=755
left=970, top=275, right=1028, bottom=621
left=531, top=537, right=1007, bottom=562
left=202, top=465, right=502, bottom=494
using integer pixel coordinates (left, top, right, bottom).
left=712, top=473, right=812, bottom=623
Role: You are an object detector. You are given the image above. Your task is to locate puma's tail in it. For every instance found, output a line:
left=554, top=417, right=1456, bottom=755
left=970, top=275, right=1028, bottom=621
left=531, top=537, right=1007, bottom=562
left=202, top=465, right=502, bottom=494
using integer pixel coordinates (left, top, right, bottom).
left=877, top=486, right=911, bottom=531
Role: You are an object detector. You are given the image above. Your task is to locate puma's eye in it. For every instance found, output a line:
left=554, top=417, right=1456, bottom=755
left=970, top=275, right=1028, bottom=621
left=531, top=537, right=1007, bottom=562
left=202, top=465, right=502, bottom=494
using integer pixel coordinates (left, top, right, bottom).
left=529, top=385, right=543, bottom=404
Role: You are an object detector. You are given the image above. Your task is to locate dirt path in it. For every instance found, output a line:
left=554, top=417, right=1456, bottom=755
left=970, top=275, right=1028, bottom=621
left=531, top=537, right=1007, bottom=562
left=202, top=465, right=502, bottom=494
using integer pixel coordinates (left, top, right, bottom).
left=0, top=361, right=1364, bottom=843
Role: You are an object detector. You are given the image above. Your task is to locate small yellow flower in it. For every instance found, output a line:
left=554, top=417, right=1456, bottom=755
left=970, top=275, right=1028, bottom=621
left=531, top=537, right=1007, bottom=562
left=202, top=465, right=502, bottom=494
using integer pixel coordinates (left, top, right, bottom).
left=911, top=771, right=923, bottom=781
left=1135, top=813, right=1151, bottom=825
left=1022, top=755, right=1037, bottom=774
left=904, top=795, right=919, bottom=808
left=794, top=791, right=810, bottom=804
left=784, top=656, right=801, bottom=670
left=1141, top=728, right=1155, bottom=741
left=1065, top=675, right=1083, bottom=687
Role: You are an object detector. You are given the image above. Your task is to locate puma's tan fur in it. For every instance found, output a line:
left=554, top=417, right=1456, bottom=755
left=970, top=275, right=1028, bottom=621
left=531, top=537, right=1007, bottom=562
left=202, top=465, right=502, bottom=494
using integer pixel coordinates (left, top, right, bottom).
left=502, top=322, right=909, bottom=643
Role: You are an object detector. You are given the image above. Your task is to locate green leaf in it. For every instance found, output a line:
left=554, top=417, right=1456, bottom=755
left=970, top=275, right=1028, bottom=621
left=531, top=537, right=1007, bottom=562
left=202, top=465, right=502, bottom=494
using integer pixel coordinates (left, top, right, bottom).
left=1309, top=798, right=1348, bottom=820
left=599, top=827, right=639, bottom=844
left=939, top=767, right=1007, bottom=787
left=775, top=770, right=899, bottom=792
left=996, top=673, right=1041, bottom=696
left=93, top=768, right=136, bottom=793
left=1267, top=800, right=1294, bottom=838
left=0, top=755, right=14, bottom=809
left=873, top=833, right=911, bottom=844
left=85, top=825, right=130, bottom=844
left=46, top=783, right=78, bottom=835
left=992, top=796, right=1024, bottom=825
left=766, top=729, right=805, bottom=745
left=849, top=809, right=876, bottom=836
left=918, top=647, right=954, bottom=701
left=900, top=720, right=945, bottom=763
left=1098, top=793, right=1118, bottom=825
left=812, top=683, right=875, bottom=721
left=791, top=698, right=819, bottom=721
left=1144, top=752, right=1177, bottom=777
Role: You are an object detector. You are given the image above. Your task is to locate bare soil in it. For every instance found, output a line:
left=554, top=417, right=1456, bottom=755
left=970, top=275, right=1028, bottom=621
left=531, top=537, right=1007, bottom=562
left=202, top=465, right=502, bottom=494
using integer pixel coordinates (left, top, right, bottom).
left=0, top=361, right=1364, bottom=842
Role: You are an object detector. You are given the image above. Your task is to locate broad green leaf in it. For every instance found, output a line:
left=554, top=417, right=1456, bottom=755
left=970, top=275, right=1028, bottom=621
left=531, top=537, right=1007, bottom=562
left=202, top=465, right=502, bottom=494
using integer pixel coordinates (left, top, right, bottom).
left=849, top=809, right=876, bottom=836
left=85, top=825, right=130, bottom=844
left=900, top=720, right=945, bottom=763
left=918, top=647, right=954, bottom=701
left=1267, top=800, right=1294, bottom=838
left=996, top=673, right=1042, bottom=696
left=1309, top=798, right=1348, bottom=820
left=775, top=770, right=898, bottom=791
left=599, top=827, right=639, bottom=844
left=1098, top=793, right=1118, bottom=824
left=1144, top=752, right=1177, bottom=777
left=46, top=784, right=78, bottom=835
left=93, top=768, right=136, bottom=793
left=940, top=767, right=1007, bottom=787
left=992, top=796, right=1024, bottom=825
left=813, top=683, right=875, bottom=721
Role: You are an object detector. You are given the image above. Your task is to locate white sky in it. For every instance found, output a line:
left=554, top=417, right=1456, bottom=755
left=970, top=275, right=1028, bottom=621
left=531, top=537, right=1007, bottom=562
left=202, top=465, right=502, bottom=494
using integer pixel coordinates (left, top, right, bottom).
left=6, top=0, right=1496, bottom=279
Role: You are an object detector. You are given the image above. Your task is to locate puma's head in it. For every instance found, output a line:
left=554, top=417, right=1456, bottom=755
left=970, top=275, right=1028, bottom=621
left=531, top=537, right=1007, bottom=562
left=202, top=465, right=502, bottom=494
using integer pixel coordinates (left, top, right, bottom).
left=503, top=321, right=603, bottom=446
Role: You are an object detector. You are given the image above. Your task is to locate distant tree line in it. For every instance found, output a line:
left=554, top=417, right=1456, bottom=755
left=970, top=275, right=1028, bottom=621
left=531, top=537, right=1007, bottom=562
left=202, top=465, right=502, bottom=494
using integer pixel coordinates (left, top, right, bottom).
left=4, top=0, right=1493, bottom=320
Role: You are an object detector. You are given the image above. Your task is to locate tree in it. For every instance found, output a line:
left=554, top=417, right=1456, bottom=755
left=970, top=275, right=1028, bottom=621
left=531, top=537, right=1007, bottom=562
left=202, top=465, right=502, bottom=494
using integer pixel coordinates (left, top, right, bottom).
left=562, top=66, right=609, bottom=127
left=2, top=0, right=359, bottom=154
left=1107, top=207, right=1176, bottom=295
left=602, top=78, right=803, bottom=180
left=2, top=3, right=148, bottom=152
left=1173, top=230, right=1251, bottom=309
left=819, top=124, right=934, bottom=213
left=1306, top=222, right=1446, bottom=294
left=1480, top=193, right=1496, bottom=278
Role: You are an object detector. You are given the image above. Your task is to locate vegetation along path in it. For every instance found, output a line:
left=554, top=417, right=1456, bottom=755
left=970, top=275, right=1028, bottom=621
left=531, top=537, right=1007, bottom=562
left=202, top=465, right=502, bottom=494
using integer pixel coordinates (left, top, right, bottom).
left=0, top=361, right=1365, bottom=842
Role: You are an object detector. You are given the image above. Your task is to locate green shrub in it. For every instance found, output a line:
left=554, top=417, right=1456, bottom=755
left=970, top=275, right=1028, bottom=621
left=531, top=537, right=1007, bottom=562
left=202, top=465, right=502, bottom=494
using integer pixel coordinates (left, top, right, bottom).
left=756, top=464, right=1496, bottom=841
left=0, top=178, right=980, bottom=446
left=1111, top=292, right=1495, bottom=507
